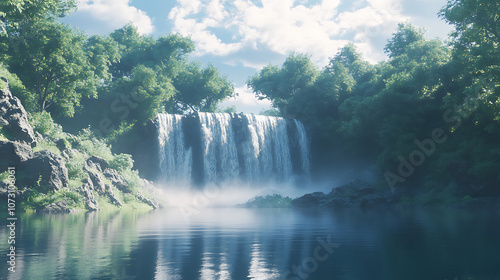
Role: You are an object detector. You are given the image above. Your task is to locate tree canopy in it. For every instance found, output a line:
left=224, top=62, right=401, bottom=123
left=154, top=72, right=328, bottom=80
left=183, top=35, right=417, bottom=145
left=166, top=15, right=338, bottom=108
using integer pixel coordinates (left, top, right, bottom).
left=248, top=3, right=500, bottom=197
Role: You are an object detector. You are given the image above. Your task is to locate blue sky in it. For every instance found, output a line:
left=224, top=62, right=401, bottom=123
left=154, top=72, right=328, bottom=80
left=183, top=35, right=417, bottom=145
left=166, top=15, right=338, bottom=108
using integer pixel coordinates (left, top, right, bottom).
left=63, top=0, right=453, bottom=113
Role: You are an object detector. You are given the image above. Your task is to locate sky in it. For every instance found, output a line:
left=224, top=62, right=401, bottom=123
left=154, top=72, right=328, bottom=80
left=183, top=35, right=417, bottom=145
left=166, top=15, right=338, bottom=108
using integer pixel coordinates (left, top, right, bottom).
left=63, top=0, right=453, bottom=113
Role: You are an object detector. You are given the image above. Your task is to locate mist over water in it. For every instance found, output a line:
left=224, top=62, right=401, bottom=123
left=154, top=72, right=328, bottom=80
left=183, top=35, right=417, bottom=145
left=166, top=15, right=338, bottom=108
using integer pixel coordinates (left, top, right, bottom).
left=157, top=113, right=311, bottom=201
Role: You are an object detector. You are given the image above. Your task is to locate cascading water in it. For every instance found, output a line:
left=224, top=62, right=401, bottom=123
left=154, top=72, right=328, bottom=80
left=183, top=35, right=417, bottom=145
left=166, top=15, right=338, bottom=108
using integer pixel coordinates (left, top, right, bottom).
left=157, top=112, right=310, bottom=186
left=157, top=114, right=192, bottom=184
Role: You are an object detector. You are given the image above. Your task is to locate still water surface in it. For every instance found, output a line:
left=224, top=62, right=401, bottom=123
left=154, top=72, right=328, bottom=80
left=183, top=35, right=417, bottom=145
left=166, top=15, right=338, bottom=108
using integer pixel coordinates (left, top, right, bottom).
left=1, top=208, right=500, bottom=280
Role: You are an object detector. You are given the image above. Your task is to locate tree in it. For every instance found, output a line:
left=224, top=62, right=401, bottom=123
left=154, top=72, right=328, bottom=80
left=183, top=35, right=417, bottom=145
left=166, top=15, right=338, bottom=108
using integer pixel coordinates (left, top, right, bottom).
left=4, top=20, right=102, bottom=117
left=439, top=0, right=500, bottom=130
left=0, top=0, right=76, bottom=29
left=248, top=53, right=318, bottom=114
left=109, top=25, right=194, bottom=80
left=169, top=63, right=234, bottom=112
left=384, top=23, right=426, bottom=58
left=85, top=35, right=121, bottom=82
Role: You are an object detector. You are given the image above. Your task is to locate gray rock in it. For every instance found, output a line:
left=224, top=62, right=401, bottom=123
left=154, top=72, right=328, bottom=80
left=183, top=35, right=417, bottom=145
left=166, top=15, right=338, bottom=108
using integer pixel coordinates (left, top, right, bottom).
left=291, top=192, right=327, bottom=207
left=19, top=150, right=69, bottom=192
left=292, top=179, right=398, bottom=208
left=103, top=168, right=130, bottom=193
left=39, top=200, right=72, bottom=213
left=136, top=191, right=159, bottom=209
left=0, top=140, right=33, bottom=172
left=87, top=168, right=106, bottom=194
left=61, top=148, right=82, bottom=162
left=330, top=179, right=378, bottom=197
left=87, top=155, right=109, bottom=171
left=55, top=138, right=70, bottom=151
left=0, top=84, right=36, bottom=146
left=79, top=177, right=98, bottom=211
left=105, top=184, right=122, bottom=207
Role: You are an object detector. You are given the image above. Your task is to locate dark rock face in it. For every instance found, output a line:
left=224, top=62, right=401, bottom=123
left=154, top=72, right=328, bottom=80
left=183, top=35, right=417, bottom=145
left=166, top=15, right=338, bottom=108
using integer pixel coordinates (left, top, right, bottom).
left=136, top=191, right=158, bottom=209
left=79, top=177, right=99, bottom=211
left=292, top=179, right=397, bottom=208
left=291, top=192, right=327, bottom=207
left=0, top=140, right=33, bottom=171
left=140, top=179, right=165, bottom=208
left=87, top=155, right=109, bottom=171
left=105, top=184, right=122, bottom=207
left=19, top=150, right=69, bottom=191
left=39, top=200, right=73, bottom=213
left=103, top=168, right=130, bottom=193
left=124, top=120, right=159, bottom=181
left=0, top=84, right=36, bottom=146
left=87, top=168, right=106, bottom=194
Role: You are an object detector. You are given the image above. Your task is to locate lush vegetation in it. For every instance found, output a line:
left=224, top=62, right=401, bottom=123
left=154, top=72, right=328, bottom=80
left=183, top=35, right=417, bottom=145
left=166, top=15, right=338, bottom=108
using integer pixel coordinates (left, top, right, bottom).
left=1, top=0, right=499, bottom=206
left=0, top=0, right=233, bottom=140
left=248, top=1, right=500, bottom=200
left=241, top=194, right=292, bottom=208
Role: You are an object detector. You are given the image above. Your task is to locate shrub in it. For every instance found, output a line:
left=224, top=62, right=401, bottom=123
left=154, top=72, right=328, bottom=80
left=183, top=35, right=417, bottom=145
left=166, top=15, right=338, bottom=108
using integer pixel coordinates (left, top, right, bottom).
left=65, top=151, right=87, bottom=180
left=33, top=138, right=61, bottom=155
left=56, top=138, right=71, bottom=150
left=110, top=153, right=134, bottom=171
left=77, top=128, right=114, bottom=160
left=21, top=188, right=84, bottom=210
left=29, top=111, right=65, bottom=139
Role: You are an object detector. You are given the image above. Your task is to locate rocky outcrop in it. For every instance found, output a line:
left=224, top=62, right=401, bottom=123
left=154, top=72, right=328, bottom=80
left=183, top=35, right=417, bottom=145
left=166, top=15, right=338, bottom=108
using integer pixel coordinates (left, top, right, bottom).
left=136, top=191, right=159, bottom=209
left=0, top=82, right=36, bottom=146
left=79, top=177, right=99, bottom=211
left=0, top=140, right=33, bottom=171
left=105, top=184, right=122, bottom=207
left=87, top=168, right=106, bottom=194
left=87, top=155, right=109, bottom=171
left=39, top=200, right=74, bottom=213
left=103, top=168, right=130, bottom=193
left=291, top=192, right=328, bottom=207
left=126, top=120, right=159, bottom=181
left=19, top=150, right=69, bottom=192
left=292, top=180, right=399, bottom=208
left=139, top=179, right=165, bottom=208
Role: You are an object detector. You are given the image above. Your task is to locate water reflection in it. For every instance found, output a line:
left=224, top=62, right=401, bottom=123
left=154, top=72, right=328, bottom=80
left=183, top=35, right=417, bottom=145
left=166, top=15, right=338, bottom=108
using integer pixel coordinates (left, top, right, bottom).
left=1, top=208, right=500, bottom=279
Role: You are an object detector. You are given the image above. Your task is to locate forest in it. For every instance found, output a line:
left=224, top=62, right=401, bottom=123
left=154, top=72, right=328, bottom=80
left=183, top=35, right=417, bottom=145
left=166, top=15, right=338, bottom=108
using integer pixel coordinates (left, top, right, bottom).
left=1, top=0, right=499, bottom=206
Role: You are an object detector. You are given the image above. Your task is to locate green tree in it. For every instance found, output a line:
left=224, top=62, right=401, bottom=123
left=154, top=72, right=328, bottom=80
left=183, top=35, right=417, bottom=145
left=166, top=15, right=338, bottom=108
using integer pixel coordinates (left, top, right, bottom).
left=440, top=0, right=500, bottom=129
left=0, top=0, right=75, bottom=29
left=384, top=23, right=426, bottom=58
left=4, top=20, right=101, bottom=116
left=85, top=35, right=121, bottom=82
left=248, top=53, right=318, bottom=115
left=169, top=63, right=234, bottom=112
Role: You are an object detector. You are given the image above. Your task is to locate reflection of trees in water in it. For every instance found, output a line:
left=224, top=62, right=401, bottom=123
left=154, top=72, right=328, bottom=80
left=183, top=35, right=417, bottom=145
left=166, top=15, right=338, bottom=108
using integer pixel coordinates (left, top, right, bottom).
left=3, top=211, right=146, bottom=280
left=3, top=208, right=500, bottom=279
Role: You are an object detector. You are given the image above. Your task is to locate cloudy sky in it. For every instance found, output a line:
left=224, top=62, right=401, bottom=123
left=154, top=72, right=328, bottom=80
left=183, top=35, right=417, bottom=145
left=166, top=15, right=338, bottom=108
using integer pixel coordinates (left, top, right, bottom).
left=63, top=0, right=453, bottom=113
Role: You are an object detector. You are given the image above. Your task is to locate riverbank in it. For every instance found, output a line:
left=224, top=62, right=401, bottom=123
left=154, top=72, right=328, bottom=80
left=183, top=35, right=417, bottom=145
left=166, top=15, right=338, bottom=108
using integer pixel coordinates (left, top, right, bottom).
left=0, top=83, right=162, bottom=213
left=243, top=179, right=500, bottom=209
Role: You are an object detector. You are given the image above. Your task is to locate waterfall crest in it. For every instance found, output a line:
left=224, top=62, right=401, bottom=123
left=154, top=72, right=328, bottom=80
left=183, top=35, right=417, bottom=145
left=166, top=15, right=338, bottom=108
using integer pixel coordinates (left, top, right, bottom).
left=157, top=113, right=309, bottom=186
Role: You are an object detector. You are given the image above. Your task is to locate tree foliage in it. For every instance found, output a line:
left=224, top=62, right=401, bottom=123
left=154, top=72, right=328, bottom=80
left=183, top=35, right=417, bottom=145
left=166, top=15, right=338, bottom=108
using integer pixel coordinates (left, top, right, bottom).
left=248, top=15, right=499, bottom=195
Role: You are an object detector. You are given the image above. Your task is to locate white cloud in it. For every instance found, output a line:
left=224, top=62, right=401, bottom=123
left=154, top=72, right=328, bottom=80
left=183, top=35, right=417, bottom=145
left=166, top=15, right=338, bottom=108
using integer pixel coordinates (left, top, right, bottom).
left=219, top=85, right=272, bottom=114
left=169, top=0, right=408, bottom=65
left=76, top=0, right=154, bottom=34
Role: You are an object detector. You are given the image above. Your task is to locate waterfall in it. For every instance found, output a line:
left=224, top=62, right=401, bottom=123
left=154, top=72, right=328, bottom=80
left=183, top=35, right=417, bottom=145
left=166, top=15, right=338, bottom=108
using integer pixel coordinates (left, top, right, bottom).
left=157, top=114, right=192, bottom=184
left=157, top=113, right=310, bottom=186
